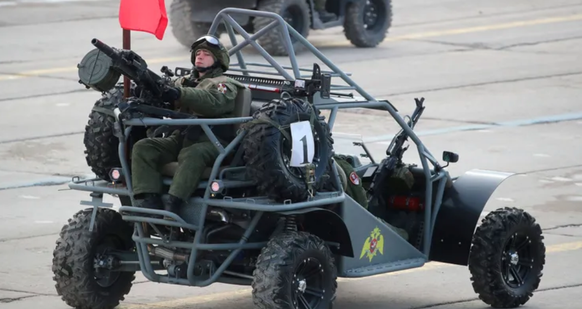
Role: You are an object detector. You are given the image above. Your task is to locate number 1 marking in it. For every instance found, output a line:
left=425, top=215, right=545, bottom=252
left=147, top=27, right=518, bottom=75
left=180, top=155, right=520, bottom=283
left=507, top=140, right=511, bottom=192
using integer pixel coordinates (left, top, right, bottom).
left=300, top=135, right=309, bottom=164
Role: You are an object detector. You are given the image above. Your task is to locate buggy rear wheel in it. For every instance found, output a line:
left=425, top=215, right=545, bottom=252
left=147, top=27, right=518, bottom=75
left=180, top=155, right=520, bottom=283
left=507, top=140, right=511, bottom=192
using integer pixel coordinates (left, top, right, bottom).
left=468, top=207, right=546, bottom=308
left=343, top=0, right=393, bottom=48
left=252, top=231, right=337, bottom=309
left=52, top=208, right=136, bottom=309
left=242, top=97, right=334, bottom=202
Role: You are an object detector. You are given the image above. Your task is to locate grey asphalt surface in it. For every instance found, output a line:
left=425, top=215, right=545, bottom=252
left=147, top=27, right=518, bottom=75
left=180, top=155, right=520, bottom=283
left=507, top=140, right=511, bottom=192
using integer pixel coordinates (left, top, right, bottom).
left=1, top=0, right=582, bottom=308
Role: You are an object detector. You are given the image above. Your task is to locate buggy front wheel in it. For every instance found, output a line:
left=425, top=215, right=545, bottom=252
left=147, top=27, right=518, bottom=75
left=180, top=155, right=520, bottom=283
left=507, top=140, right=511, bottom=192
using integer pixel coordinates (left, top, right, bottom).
left=52, top=208, right=136, bottom=309
left=252, top=231, right=337, bottom=309
left=468, top=207, right=546, bottom=308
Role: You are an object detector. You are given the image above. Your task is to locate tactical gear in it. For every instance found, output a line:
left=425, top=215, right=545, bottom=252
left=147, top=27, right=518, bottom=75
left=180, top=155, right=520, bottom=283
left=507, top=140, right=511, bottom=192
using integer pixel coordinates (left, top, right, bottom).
left=190, top=35, right=230, bottom=72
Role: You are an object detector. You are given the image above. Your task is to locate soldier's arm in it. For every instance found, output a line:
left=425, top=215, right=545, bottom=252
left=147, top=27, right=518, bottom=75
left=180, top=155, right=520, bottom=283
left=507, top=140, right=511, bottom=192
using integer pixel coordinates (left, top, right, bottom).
left=177, top=82, right=238, bottom=117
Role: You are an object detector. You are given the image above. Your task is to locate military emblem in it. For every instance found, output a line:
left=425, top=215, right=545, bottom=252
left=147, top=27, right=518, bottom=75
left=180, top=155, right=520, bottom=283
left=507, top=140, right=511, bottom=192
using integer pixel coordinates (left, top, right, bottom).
left=217, top=83, right=227, bottom=94
left=349, top=171, right=360, bottom=185
left=360, top=227, right=384, bottom=262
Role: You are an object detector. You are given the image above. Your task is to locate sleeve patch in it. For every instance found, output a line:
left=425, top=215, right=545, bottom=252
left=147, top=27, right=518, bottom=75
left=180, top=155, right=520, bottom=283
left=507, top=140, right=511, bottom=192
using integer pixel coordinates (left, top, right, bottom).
left=217, top=83, right=227, bottom=94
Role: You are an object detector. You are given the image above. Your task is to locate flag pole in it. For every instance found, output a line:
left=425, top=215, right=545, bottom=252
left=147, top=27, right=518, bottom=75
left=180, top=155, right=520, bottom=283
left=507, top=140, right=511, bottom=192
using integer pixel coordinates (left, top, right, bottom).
left=123, top=29, right=131, bottom=98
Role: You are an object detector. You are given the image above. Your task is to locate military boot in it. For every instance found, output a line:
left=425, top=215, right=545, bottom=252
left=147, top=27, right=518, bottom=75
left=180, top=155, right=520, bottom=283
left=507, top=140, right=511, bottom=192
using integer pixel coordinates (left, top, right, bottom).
left=317, top=10, right=337, bottom=23
left=136, top=193, right=163, bottom=218
left=162, top=194, right=185, bottom=218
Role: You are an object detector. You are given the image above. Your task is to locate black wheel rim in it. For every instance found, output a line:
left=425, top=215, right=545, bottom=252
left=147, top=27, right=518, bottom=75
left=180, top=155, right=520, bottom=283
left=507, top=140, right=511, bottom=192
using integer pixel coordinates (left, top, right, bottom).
left=502, top=232, right=535, bottom=289
left=293, top=257, right=326, bottom=309
left=93, top=235, right=124, bottom=288
left=363, top=0, right=385, bottom=31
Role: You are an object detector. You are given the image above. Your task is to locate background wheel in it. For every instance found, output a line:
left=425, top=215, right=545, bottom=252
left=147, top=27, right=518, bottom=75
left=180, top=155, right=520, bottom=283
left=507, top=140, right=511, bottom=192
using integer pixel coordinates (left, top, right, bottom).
left=344, top=0, right=392, bottom=48
left=169, top=0, right=212, bottom=48
left=252, top=231, right=337, bottom=309
left=52, top=208, right=136, bottom=309
left=242, top=98, right=334, bottom=202
left=469, top=207, right=546, bottom=308
left=253, top=0, right=311, bottom=56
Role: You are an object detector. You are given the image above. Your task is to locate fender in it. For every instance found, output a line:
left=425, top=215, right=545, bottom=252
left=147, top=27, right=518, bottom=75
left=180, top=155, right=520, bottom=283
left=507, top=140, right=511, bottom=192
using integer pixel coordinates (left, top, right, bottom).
left=281, top=207, right=354, bottom=257
left=429, top=169, right=514, bottom=266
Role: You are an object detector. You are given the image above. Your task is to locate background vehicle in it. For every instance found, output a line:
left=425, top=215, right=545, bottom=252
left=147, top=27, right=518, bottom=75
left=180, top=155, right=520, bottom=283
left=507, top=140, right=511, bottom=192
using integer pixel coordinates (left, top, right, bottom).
left=58, top=7, right=546, bottom=309
left=169, top=0, right=393, bottom=55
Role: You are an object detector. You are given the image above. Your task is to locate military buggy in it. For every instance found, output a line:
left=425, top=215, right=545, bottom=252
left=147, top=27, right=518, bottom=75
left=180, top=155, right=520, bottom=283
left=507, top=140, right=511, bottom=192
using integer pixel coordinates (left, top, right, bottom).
left=53, top=7, right=546, bottom=309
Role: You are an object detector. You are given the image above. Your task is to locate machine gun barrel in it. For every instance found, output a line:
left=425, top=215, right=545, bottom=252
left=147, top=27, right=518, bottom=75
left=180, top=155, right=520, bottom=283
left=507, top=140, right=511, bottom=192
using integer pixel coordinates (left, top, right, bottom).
left=91, top=38, right=166, bottom=97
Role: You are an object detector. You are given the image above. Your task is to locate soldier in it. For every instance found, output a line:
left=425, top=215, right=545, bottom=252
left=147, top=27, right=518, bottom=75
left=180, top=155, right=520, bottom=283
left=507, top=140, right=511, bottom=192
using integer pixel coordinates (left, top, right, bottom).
left=314, top=0, right=336, bottom=23
left=130, top=35, right=245, bottom=215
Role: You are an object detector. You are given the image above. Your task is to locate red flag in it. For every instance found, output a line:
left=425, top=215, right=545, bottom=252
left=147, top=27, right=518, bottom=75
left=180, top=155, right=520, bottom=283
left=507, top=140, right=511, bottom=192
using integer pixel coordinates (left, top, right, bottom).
left=119, top=0, right=168, bottom=40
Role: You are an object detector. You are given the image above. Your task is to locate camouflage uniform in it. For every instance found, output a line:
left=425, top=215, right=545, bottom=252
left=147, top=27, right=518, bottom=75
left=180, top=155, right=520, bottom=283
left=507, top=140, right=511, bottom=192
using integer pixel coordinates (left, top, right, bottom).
left=314, top=0, right=336, bottom=22
left=314, top=0, right=326, bottom=11
left=131, top=35, right=245, bottom=214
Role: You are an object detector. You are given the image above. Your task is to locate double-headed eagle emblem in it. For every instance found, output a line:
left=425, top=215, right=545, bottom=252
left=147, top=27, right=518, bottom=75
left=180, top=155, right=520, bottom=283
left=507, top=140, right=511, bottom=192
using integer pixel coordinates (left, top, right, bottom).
left=360, top=227, right=384, bottom=262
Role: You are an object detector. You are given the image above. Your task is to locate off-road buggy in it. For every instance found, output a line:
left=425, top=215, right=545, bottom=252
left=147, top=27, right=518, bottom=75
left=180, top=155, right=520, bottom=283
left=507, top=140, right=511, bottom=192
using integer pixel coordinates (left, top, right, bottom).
left=53, top=7, right=546, bottom=309
left=169, top=0, right=393, bottom=56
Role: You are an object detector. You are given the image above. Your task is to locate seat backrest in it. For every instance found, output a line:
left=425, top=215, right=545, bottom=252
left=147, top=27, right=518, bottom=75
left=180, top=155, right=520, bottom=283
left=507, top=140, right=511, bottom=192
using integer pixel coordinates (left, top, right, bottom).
left=233, top=86, right=252, bottom=130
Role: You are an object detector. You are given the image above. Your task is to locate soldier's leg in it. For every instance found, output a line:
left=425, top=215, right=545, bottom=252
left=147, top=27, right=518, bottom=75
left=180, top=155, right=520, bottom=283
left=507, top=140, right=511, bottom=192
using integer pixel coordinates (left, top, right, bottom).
left=131, top=136, right=180, bottom=210
left=164, top=141, right=220, bottom=212
left=313, top=0, right=336, bottom=22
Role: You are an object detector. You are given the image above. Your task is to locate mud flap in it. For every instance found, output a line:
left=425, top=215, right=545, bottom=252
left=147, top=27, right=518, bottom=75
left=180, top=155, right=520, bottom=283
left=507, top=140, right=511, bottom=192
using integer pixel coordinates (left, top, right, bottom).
left=429, top=169, right=514, bottom=266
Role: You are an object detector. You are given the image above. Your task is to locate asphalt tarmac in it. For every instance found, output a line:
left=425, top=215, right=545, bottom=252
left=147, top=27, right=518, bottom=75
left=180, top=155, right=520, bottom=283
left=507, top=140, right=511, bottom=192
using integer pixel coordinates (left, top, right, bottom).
left=0, top=0, right=581, bottom=308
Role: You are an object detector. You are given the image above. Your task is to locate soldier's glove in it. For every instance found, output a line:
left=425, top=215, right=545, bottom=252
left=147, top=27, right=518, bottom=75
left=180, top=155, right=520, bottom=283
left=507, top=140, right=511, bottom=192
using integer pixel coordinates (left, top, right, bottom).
left=162, top=86, right=181, bottom=104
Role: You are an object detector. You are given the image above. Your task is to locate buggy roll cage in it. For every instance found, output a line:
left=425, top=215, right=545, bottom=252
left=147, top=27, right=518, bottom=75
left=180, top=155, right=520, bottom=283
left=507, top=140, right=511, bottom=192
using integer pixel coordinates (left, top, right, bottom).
left=70, top=8, right=451, bottom=281
left=208, top=8, right=451, bottom=255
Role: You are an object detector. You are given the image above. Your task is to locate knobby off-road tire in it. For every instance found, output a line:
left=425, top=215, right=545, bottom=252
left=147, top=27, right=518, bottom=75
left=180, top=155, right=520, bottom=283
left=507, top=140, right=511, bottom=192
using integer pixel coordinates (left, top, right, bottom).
left=83, top=84, right=127, bottom=181
left=252, top=231, right=338, bottom=309
left=253, top=0, right=311, bottom=56
left=242, top=98, right=334, bottom=202
left=344, top=0, right=393, bottom=48
left=469, top=207, right=546, bottom=308
left=52, top=208, right=136, bottom=309
left=169, top=0, right=213, bottom=48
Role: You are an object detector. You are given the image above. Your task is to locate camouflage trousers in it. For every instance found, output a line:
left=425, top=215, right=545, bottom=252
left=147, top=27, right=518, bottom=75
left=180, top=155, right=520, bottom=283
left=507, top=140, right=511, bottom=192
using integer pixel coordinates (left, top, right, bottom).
left=131, top=134, right=220, bottom=201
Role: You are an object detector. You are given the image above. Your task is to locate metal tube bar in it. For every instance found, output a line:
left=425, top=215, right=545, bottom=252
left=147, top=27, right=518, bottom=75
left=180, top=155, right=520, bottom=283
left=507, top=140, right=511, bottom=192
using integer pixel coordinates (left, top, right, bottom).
left=327, top=106, right=338, bottom=131
left=221, top=14, right=295, bottom=80
left=228, top=19, right=279, bottom=56
left=223, top=22, right=248, bottom=76
left=205, top=194, right=345, bottom=211
left=419, top=144, right=433, bottom=256
left=194, top=211, right=264, bottom=286
left=132, top=235, right=267, bottom=250
left=123, top=116, right=252, bottom=127
left=238, top=61, right=352, bottom=76
left=123, top=216, right=198, bottom=230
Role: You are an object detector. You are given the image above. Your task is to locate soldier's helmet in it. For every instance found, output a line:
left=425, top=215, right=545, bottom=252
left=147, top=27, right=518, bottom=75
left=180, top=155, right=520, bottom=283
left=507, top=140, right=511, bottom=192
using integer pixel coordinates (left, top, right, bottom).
left=190, top=35, right=230, bottom=72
